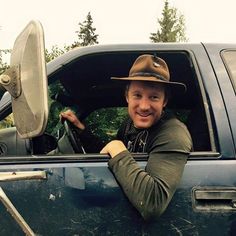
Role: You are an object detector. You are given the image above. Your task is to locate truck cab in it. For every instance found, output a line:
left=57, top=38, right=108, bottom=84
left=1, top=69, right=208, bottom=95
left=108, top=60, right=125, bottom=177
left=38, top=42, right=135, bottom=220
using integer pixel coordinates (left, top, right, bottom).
left=0, top=21, right=236, bottom=235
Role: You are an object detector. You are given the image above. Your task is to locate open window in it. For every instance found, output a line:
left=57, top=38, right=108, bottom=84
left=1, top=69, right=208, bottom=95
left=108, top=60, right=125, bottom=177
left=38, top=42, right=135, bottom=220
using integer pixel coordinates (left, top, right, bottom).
left=48, top=50, right=214, bottom=154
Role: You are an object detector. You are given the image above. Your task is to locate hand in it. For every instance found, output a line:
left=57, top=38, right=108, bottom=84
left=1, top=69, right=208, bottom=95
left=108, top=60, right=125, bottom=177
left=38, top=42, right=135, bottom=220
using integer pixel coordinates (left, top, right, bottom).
left=100, top=140, right=127, bottom=158
left=60, top=109, right=85, bottom=130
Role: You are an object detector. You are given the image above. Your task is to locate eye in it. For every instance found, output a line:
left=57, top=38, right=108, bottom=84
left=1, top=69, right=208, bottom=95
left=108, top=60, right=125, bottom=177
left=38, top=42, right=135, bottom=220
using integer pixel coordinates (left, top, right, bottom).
left=150, top=95, right=160, bottom=101
left=132, top=93, right=142, bottom=99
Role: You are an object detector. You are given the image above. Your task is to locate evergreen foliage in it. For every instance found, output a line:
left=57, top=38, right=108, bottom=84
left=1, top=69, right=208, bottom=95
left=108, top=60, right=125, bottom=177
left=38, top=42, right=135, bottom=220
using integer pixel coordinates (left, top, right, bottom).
left=45, top=45, right=71, bottom=63
left=85, top=107, right=128, bottom=142
left=72, top=12, right=99, bottom=48
left=150, top=0, right=187, bottom=42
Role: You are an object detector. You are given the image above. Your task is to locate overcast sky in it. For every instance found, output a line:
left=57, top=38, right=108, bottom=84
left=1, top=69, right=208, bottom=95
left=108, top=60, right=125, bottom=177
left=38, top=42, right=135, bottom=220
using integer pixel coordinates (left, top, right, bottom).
left=0, top=0, right=236, bottom=50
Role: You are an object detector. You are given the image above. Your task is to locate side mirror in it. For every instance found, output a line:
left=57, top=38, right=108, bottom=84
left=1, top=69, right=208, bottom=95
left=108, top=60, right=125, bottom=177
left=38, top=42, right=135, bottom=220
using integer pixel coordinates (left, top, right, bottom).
left=0, top=20, right=48, bottom=138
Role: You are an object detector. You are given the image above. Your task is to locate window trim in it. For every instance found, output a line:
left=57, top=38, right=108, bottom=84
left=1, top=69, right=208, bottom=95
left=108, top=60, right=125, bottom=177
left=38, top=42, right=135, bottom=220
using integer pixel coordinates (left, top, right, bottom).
left=221, top=49, right=236, bottom=95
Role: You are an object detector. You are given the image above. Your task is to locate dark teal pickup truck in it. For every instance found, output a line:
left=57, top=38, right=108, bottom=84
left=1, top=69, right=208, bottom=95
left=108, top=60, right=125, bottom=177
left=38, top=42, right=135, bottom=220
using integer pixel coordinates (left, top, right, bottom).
left=0, top=21, right=236, bottom=236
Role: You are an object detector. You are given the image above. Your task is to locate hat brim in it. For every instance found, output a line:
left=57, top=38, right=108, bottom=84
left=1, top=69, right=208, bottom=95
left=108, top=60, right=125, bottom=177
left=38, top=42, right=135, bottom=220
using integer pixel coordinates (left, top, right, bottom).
left=111, top=76, right=187, bottom=93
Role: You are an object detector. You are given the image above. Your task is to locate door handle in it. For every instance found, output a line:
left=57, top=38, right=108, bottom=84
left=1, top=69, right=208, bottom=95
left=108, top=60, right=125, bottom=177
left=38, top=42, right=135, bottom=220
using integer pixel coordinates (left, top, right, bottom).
left=192, top=187, right=236, bottom=211
left=195, top=189, right=236, bottom=200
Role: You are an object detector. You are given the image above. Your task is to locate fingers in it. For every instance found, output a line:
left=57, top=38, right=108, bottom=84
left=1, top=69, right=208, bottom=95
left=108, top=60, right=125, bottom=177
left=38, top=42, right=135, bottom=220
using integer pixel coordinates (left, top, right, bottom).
left=100, top=140, right=127, bottom=158
left=60, top=110, right=85, bottom=130
left=100, top=146, right=108, bottom=154
left=60, top=109, right=76, bottom=122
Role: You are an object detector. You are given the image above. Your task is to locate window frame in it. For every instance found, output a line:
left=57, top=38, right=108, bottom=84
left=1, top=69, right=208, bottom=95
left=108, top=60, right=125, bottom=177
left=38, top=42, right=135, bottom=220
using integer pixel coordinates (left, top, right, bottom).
left=221, top=50, right=236, bottom=94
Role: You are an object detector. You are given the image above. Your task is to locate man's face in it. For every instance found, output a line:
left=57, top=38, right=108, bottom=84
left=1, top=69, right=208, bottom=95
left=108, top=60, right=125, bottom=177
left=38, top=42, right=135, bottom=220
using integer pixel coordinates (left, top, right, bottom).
left=126, top=81, right=168, bottom=129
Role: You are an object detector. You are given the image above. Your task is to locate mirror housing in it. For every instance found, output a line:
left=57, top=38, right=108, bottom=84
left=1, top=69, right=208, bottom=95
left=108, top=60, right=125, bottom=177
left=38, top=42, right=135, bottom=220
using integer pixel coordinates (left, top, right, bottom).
left=0, top=20, right=48, bottom=138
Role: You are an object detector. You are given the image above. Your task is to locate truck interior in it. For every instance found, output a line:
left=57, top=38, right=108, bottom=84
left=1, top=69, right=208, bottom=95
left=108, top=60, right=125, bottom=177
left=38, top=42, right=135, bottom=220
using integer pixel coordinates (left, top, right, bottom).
left=46, top=50, right=213, bottom=153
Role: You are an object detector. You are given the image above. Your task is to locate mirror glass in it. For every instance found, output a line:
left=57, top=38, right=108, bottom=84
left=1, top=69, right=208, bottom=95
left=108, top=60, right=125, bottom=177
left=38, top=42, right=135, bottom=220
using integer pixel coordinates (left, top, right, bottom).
left=10, top=20, right=48, bottom=138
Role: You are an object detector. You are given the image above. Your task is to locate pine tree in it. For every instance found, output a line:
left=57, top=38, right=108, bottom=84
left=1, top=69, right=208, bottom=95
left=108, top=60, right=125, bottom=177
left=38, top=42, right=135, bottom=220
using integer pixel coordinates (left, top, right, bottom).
left=72, top=12, right=99, bottom=48
left=150, top=0, right=187, bottom=42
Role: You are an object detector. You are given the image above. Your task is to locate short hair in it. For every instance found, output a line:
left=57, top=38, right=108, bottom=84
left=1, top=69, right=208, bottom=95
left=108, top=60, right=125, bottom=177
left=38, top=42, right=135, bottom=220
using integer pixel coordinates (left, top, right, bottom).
left=125, top=81, right=171, bottom=102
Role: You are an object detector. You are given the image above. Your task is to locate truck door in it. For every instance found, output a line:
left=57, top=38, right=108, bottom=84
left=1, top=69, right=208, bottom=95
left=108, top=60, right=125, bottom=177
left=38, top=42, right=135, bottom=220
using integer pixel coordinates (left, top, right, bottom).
left=161, top=44, right=236, bottom=236
left=1, top=44, right=236, bottom=236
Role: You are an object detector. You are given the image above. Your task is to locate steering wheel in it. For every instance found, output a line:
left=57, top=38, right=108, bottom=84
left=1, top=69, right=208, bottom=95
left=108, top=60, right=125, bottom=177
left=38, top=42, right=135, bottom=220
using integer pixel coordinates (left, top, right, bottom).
left=63, top=119, right=86, bottom=153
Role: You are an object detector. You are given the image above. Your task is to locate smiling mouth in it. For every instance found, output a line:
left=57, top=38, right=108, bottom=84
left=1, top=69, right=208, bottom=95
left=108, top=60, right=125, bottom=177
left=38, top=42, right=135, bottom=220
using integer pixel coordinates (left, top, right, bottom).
left=137, top=112, right=151, bottom=118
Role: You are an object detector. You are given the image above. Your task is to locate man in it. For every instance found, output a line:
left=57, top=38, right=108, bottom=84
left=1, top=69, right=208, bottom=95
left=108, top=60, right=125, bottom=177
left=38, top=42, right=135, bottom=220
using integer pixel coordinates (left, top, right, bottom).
left=61, top=54, right=192, bottom=220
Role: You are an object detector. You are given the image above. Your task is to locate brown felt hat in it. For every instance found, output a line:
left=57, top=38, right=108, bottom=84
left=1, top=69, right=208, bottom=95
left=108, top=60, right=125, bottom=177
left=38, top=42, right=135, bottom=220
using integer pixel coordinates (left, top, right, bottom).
left=111, top=54, right=186, bottom=92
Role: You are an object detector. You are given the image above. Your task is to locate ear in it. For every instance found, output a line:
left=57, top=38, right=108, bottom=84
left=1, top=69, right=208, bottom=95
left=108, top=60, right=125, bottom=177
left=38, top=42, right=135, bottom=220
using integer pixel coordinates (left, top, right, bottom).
left=125, top=94, right=129, bottom=104
left=124, top=82, right=130, bottom=104
left=163, top=97, right=168, bottom=108
left=125, top=83, right=130, bottom=104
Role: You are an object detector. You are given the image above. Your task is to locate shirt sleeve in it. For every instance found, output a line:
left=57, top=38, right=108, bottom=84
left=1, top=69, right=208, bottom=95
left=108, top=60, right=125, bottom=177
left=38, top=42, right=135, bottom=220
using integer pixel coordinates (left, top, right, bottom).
left=108, top=119, right=192, bottom=220
left=79, top=128, right=105, bottom=153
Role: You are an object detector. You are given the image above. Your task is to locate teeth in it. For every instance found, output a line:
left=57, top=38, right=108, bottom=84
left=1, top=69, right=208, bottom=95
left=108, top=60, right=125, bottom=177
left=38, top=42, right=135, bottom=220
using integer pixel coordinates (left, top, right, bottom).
left=138, top=113, right=150, bottom=117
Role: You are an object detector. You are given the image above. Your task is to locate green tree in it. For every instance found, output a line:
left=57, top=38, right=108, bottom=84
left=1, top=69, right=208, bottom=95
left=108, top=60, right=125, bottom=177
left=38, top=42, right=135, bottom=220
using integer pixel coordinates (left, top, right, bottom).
left=86, top=107, right=128, bottom=142
left=0, top=48, right=13, bottom=129
left=0, top=49, right=10, bottom=75
left=150, top=0, right=187, bottom=42
left=45, top=45, right=71, bottom=63
left=72, top=12, right=99, bottom=48
left=45, top=44, right=73, bottom=135
left=0, top=113, right=14, bottom=128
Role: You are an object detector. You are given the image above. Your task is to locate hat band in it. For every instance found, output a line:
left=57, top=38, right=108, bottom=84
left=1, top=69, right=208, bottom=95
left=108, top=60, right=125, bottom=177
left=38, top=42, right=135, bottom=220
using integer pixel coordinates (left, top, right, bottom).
left=130, top=72, right=167, bottom=81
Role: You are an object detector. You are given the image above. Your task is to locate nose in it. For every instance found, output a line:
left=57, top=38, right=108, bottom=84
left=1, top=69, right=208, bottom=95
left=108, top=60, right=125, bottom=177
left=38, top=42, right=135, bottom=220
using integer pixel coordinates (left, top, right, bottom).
left=139, top=97, right=151, bottom=110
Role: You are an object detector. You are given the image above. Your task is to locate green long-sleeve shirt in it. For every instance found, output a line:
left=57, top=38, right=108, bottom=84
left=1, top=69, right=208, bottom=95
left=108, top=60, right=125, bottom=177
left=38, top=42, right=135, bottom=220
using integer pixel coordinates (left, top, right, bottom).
left=108, top=115, right=192, bottom=220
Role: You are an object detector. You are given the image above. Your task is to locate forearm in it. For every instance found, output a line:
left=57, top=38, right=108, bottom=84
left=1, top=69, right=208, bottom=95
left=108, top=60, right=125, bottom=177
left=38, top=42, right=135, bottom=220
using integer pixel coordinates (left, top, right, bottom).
left=108, top=150, right=188, bottom=220
left=79, top=128, right=105, bottom=153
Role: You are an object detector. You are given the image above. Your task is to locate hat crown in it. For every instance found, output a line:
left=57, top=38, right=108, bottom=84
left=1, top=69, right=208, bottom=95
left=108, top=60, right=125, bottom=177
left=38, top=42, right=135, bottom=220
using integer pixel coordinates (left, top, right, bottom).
left=129, top=55, right=170, bottom=82
left=110, top=54, right=187, bottom=94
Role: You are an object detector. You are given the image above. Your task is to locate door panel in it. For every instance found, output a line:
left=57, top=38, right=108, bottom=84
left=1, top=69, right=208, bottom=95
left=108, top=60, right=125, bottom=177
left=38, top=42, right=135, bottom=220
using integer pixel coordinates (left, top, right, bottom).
left=203, top=44, right=236, bottom=156
left=1, top=158, right=236, bottom=235
left=0, top=163, right=146, bottom=235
